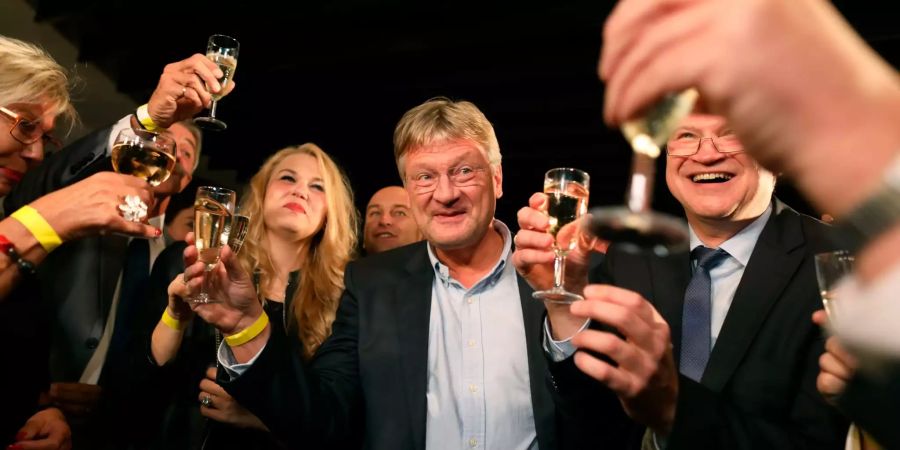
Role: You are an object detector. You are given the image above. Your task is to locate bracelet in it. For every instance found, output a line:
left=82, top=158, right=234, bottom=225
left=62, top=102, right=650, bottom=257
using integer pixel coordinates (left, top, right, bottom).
left=135, top=104, right=160, bottom=132
left=161, top=308, right=187, bottom=331
left=225, top=311, right=269, bottom=347
left=0, top=234, right=37, bottom=275
left=10, top=206, right=63, bottom=253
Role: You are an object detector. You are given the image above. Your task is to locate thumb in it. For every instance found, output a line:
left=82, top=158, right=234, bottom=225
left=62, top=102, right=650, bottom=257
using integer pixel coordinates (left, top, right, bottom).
left=529, top=192, right=548, bottom=211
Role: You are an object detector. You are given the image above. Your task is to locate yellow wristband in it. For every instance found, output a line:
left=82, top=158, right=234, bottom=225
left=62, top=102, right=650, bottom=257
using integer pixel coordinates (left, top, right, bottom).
left=11, top=206, right=63, bottom=253
left=161, top=308, right=187, bottom=331
left=225, top=311, right=269, bottom=347
left=135, top=104, right=159, bottom=132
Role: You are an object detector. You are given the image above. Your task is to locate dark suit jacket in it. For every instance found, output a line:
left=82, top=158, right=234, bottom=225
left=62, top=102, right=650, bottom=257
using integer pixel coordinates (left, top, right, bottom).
left=555, top=200, right=850, bottom=449
left=220, top=241, right=629, bottom=450
left=0, top=125, right=114, bottom=442
left=4, top=125, right=122, bottom=381
left=3, top=124, right=151, bottom=449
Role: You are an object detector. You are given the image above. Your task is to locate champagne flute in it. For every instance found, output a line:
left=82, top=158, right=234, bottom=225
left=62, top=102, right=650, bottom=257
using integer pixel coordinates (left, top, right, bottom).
left=226, top=214, right=251, bottom=255
left=193, top=186, right=236, bottom=303
left=584, top=89, right=698, bottom=256
left=533, top=168, right=590, bottom=304
left=194, top=34, right=239, bottom=131
left=111, top=128, right=176, bottom=186
left=814, top=250, right=855, bottom=318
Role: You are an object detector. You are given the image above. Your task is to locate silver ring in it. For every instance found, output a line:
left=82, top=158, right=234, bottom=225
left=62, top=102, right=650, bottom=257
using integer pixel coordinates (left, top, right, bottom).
left=201, top=395, right=212, bottom=408
left=118, top=195, right=148, bottom=222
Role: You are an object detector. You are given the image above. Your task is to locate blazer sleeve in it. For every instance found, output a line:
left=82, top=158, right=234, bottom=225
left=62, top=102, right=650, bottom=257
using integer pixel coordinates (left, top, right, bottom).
left=547, top=249, right=645, bottom=450
left=3, top=122, right=117, bottom=212
left=218, top=262, right=364, bottom=449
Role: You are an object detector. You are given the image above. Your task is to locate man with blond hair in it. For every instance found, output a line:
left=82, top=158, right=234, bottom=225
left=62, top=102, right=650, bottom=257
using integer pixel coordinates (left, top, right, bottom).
left=184, top=97, right=630, bottom=449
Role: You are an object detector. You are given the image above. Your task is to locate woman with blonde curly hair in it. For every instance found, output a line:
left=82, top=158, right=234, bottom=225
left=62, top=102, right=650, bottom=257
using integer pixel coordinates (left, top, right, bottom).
left=144, top=143, right=358, bottom=449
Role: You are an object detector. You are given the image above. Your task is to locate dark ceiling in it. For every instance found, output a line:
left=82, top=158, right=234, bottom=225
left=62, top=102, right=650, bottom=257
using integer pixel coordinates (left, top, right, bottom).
left=25, top=0, right=900, bottom=226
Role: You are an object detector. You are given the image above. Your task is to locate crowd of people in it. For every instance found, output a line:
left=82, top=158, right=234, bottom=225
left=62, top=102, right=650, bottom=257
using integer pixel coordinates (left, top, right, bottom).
left=1, top=0, right=899, bottom=449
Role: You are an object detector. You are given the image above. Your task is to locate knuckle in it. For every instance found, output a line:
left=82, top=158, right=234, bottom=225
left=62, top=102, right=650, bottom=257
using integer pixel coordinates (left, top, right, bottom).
left=621, top=291, right=643, bottom=308
left=656, top=320, right=671, bottom=336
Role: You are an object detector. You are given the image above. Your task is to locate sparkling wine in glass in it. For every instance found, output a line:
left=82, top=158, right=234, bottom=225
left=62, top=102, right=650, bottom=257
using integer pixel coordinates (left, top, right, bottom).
left=584, top=89, right=698, bottom=256
left=193, top=186, right=236, bottom=303
left=194, top=34, right=239, bottom=131
left=815, top=250, right=855, bottom=318
left=533, top=168, right=590, bottom=304
left=111, top=128, right=176, bottom=186
left=226, top=214, right=251, bottom=255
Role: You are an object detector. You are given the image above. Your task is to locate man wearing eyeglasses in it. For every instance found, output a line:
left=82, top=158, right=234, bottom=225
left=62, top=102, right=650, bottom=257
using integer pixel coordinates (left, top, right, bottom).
left=181, top=97, right=632, bottom=450
left=514, top=111, right=849, bottom=449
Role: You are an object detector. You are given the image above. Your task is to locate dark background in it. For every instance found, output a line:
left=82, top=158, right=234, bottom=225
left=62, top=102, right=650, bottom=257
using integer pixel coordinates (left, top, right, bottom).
left=24, top=0, right=900, bottom=226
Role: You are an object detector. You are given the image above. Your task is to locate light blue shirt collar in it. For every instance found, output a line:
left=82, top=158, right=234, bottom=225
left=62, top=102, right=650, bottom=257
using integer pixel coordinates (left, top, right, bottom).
left=426, top=219, right=512, bottom=289
left=689, top=202, right=773, bottom=267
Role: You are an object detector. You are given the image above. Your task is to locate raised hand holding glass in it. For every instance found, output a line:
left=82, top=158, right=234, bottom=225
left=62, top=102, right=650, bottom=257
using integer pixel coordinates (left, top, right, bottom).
left=194, top=34, right=239, bottom=131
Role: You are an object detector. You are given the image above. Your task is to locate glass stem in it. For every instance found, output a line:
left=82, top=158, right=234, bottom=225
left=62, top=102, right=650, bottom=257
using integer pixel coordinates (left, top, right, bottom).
left=626, top=151, right=657, bottom=213
left=553, top=249, right=566, bottom=290
left=209, top=100, right=219, bottom=119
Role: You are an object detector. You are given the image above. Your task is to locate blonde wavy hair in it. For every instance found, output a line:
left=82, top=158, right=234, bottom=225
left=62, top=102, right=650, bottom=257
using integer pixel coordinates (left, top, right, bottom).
left=393, top=97, right=501, bottom=179
left=238, top=144, right=358, bottom=359
left=0, top=35, right=77, bottom=126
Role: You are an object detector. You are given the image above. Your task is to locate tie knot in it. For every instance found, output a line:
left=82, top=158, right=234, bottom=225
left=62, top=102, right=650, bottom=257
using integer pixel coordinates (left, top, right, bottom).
left=692, top=246, right=727, bottom=270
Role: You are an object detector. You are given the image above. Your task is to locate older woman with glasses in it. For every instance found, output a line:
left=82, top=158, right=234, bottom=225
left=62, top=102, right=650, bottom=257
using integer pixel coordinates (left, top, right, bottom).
left=0, top=34, right=227, bottom=449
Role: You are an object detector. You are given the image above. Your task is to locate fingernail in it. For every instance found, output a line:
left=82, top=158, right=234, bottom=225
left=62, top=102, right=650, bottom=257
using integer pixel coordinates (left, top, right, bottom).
left=155, top=228, right=162, bottom=237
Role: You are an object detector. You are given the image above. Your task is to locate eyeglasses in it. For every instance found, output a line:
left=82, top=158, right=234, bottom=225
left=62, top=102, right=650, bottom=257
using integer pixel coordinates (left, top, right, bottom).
left=666, top=134, right=744, bottom=157
left=407, top=165, right=487, bottom=192
left=0, top=106, right=61, bottom=149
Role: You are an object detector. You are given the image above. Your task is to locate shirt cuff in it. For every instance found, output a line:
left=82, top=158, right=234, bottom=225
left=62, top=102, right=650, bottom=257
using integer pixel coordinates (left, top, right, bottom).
left=217, top=338, right=267, bottom=379
left=106, top=115, right=134, bottom=157
left=542, top=317, right=590, bottom=362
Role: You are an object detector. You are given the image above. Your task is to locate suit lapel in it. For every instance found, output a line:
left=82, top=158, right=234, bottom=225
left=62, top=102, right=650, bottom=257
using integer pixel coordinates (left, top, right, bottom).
left=702, top=202, right=805, bottom=391
left=516, top=275, right=556, bottom=450
left=394, top=244, right=435, bottom=450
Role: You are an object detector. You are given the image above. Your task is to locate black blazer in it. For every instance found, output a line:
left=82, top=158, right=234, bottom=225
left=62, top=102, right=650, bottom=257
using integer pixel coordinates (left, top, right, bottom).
left=556, top=200, right=850, bottom=449
left=0, top=125, right=114, bottom=442
left=220, top=241, right=623, bottom=450
left=4, top=125, right=123, bottom=382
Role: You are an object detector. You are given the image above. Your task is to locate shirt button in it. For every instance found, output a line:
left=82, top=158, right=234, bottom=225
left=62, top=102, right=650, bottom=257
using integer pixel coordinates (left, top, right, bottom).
left=467, top=339, right=476, bottom=347
left=469, top=384, right=478, bottom=393
left=467, top=297, right=473, bottom=304
left=469, top=438, right=478, bottom=447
